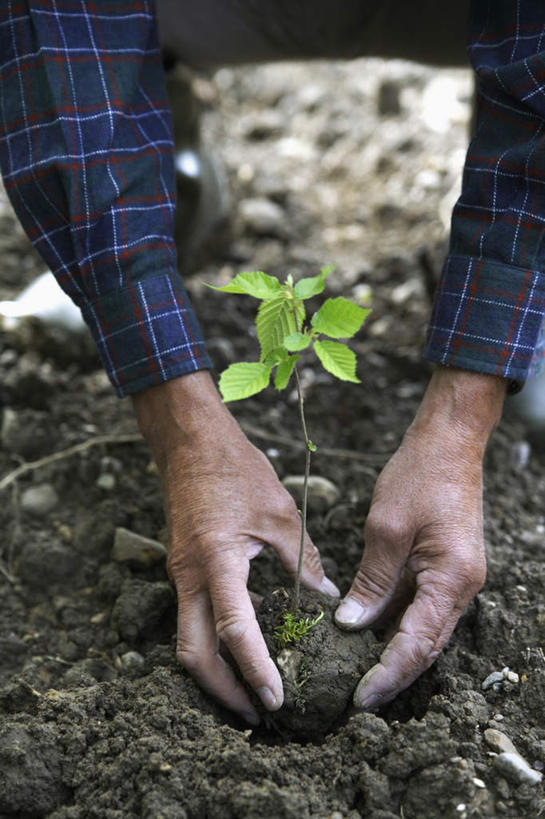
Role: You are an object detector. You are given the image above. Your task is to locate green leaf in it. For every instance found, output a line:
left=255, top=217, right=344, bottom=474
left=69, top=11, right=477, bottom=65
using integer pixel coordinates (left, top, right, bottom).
left=307, top=440, right=317, bottom=452
left=274, top=355, right=300, bottom=390
left=294, top=265, right=335, bottom=300
left=219, top=362, right=272, bottom=401
left=314, top=340, right=360, bottom=383
left=256, top=295, right=298, bottom=361
left=206, top=271, right=282, bottom=299
left=263, top=346, right=288, bottom=367
left=283, top=332, right=311, bottom=352
left=311, top=298, right=370, bottom=339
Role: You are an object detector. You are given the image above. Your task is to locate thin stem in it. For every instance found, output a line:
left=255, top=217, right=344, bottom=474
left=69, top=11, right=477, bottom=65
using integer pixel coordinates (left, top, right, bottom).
left=291, top=363, right=311, bottom=615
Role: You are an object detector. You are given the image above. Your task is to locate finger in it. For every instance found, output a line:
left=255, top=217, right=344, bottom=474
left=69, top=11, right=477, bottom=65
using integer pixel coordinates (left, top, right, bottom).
left=175, top=585, right=261, bottom=725
left=271, top=524, right=340, bottom=597
left=248, top=590, right=264, bottom=612
left=335, top=516, right=410, bottom=629
left=353, top=581, right=461, bottom=710
left=372, top=568, right=417, bottom=636
left=209, top=557, right=284, bottom=711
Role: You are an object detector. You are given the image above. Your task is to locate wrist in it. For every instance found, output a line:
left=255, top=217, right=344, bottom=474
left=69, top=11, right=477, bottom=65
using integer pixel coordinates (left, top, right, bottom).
left=131, top=370, right=234, bottom=456
left=408, top=366, right=507, bottom=452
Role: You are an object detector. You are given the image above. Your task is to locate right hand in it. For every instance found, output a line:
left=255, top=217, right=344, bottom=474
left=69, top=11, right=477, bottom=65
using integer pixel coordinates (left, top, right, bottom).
left=132, top=371, right=339, bottom=724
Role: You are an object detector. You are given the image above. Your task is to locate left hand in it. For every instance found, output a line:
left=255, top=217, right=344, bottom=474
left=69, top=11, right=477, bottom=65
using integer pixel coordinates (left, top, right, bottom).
left=334, top=366, right=506, bottom=710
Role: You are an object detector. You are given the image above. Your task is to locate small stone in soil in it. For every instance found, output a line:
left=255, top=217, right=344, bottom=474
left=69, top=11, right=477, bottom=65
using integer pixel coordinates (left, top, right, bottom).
left=120, top=651, right=146, bottom=675
left=481, top=671, right=504, bottom=690
left=112, top=527, right=167, bottom=568
left=282, top=474, right=340, bottom=513
left=493, top=752, right=543, bottom=786
left=96, top=473, right=116, bottom=491
left=484, top=728, right=519, bottom=756
left=20, top=484, right=58, bottom=517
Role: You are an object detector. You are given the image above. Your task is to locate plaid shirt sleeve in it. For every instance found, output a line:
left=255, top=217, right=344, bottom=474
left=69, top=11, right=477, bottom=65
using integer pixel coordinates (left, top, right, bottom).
left=425, top=0, right=545, bottom=385
left=0, top=1, right=211, bottom=397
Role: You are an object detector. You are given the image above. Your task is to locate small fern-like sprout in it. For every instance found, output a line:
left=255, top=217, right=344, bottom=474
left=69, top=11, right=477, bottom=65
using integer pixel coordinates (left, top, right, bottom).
left=274, top=610, right=325, bottom=648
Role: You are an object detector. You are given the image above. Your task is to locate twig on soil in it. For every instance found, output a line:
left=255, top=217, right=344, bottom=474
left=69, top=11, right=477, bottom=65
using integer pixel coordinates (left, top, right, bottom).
left=42, top=655, right=74, bottom=666
left=0, top=559, right=16, bottom=584
left=0, top=432, right=143, bottom=492
left=240, top=421, right=391, bottom=464
left=8, top=481, right=22, bottom=574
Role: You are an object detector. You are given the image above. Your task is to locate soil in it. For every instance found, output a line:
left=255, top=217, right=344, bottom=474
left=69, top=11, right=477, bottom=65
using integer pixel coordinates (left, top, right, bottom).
left=1, top=58, right=545, bottom=818
left=256, top=589, right=381, bottom=741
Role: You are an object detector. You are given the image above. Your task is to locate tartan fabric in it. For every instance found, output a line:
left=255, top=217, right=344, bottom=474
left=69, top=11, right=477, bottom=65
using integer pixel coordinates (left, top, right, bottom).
left=0, top=1, right=544, bottom=395
left=0, top=0, right=211, bottom=397
left=425, top=0, right=545, bottom=384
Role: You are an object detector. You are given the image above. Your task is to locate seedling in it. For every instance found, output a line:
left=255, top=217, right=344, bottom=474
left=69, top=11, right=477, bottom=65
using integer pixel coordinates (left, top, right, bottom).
left=209, top=266, right=369, bottom=621
left=274, top=610, right=325, bottom=648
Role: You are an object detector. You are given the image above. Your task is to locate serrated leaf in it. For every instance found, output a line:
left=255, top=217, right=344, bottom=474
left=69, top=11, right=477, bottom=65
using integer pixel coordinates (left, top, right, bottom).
left=314, top=340, right=360, bottom=382
left=294, top=265, right=335, bottom=300
left=311, top=298, right=370, bottom=339
left=263, top=347, right=289, bottom=367
left=283, top=332, right=311, bottom=352
left=256, top=295, right=298, bottom=360
left=219, top=362, right=272, bottom=402
left=274, top=355, right=300, bottom=390
left=206, top=271, right=282, bottom=299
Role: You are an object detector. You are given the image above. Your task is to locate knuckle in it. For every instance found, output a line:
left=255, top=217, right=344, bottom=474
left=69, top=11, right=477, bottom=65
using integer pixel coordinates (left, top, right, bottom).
left=457, top=566, right=485, bottom=597
left=365, top=512, right=407, bottom=546
left=303, top=540, right=322, bottom=569
left=238, top=656, right=270, bottom=679
left=216, top=615, right=251, bottom=648
left=403, top=631, right=437, bottom=670
left=353, top=563, right=393, bottom=600
left=269, top=486, right=299, bottom=520
left=445, top=555, right=487, bottom=600
left=167, top=544, right=200, bottom=580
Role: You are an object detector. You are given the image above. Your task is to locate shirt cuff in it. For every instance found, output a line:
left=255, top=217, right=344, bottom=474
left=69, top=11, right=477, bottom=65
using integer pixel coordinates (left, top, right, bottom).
left=80, top=271, right=212, bottom=397
left=424, top=255, right=545, bottom=388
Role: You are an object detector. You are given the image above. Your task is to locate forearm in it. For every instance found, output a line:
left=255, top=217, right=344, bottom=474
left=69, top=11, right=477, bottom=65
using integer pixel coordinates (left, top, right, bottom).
left=0, top=2, right=210, bottom=397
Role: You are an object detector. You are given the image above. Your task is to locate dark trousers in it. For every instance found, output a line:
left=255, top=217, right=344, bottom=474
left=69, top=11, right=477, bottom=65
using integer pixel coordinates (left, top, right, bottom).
left=157, top=0, right=471, bottom=69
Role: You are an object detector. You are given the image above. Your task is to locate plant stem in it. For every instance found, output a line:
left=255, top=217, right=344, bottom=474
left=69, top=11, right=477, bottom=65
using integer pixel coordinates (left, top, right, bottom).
left=292, top=363, right=311, bottom=615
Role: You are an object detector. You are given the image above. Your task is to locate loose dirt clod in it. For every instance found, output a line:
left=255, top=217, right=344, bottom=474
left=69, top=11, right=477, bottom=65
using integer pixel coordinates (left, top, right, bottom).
left=257, top=588, right=381, bottom=740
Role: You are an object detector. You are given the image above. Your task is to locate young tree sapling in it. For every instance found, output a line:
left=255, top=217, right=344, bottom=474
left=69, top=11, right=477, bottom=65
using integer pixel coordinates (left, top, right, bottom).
left=208, top=266, right=370, bottom=641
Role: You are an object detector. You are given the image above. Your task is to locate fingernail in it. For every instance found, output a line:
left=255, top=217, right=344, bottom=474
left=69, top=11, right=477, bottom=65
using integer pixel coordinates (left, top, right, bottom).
left=320, top=576, right=341, bottom=597
left=257, top=686, right=280, bottom=711
left=242, top=709, right=260, bottom=726
left=335, top=596, right=366, bottom=628
left=354, top=665, right=382, bottom=711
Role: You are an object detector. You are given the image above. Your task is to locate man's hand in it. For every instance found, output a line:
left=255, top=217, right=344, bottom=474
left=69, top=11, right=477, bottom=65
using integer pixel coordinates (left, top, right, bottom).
left=132, top=371, right=339, bottom=724
left=335, top=366, right=506, bottom=710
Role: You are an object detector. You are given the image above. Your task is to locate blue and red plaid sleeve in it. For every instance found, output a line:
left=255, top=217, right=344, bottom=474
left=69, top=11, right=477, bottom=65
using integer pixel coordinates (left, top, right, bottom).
left=0, top=1, right=211, bottom=397
left=425, top=0, right=545, bottom=385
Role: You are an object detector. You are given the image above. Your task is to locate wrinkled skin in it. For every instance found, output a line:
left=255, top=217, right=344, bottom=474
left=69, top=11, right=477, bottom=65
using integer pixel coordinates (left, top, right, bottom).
left=132, top=371, right=339, bottom=724
left=133, top=366, right=506, bottom=722
left=334, top=366, right=506, bottom=708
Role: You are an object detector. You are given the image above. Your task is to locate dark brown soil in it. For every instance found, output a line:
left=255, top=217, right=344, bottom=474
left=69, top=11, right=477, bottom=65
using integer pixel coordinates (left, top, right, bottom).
left=1, top=58, right=545, bottom=819
left=256, top=589, right=381, bottom=740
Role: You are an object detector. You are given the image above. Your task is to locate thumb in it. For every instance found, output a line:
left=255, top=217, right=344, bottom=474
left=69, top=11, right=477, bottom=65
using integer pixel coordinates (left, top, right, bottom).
left=335, top=515, right=410, bottom=629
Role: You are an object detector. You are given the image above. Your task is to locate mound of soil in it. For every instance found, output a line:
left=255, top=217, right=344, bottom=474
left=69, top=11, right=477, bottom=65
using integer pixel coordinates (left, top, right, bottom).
left=256, top=589, right=381, bottom=740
